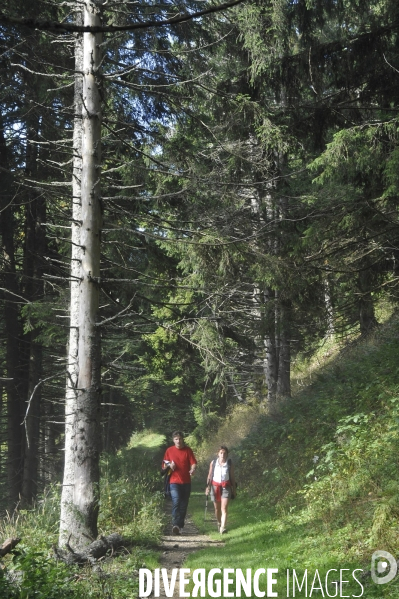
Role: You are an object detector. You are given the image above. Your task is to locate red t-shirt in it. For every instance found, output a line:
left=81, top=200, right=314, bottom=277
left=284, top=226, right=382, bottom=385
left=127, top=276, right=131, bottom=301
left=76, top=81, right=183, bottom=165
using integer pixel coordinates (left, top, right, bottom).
left=163, top=445, right=197, bottom=484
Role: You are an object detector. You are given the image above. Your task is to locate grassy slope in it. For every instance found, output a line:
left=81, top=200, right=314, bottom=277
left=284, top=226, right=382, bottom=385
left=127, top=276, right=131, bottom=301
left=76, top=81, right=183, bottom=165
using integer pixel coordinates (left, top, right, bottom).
left=185, top=316, right=399, bottom=598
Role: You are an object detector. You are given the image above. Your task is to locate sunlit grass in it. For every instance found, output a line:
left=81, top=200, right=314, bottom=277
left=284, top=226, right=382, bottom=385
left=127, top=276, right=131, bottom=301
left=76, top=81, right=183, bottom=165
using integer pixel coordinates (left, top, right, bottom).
left=190, top=404, right=260, bottom=479
left=186, top=487, right=399, bottom=598
left=128, top=430, right=166, bottom=449
left=184, top=314, right=399, bottom=599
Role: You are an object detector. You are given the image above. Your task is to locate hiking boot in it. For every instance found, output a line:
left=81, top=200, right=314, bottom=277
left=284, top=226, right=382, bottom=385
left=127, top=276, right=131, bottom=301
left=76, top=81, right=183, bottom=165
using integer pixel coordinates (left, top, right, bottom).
left=220, top=527, right=227, bottom=534
left=172, top=525, right=180, bottom=535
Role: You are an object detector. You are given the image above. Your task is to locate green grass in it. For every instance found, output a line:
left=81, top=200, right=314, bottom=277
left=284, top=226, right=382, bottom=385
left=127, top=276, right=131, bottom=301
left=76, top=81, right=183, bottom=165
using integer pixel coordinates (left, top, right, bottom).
left=128, top=431, right=166, bottom=450
left=0, top=430, right=166, bottom=599
left=181, top=315, right=399, bottom=598
left=185, top=486, right=399, bottom=598
left=4, top=316, right=399, bottom=598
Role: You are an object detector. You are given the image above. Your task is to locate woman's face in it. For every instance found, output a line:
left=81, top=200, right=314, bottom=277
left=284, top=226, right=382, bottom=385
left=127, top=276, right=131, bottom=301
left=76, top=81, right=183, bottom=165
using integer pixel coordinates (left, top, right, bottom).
left=218, top=448, right=228, bottom=461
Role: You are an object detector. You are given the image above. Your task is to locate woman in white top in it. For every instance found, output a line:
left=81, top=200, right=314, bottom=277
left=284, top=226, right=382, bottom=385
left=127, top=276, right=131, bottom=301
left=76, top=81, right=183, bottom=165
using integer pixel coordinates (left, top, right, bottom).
left=205, top=445, right=236, bottom=534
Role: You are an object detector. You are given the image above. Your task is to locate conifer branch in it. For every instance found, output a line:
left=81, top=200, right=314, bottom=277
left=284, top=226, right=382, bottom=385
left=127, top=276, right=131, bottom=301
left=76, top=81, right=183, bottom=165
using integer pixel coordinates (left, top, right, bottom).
left=0, top=0, right=245, bottom=34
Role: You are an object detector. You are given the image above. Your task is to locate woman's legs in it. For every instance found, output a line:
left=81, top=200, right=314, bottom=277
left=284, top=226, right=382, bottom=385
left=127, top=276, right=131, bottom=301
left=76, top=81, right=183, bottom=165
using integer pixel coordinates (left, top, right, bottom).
left=213, top=501, right=221, bottom=528
left=220, top=497, right=229, bottom=532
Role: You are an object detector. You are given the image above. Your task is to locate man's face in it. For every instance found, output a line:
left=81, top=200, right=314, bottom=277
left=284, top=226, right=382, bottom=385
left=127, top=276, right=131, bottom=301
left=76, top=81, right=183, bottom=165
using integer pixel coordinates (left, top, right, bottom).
left=173, top=435, right=184, bottom=448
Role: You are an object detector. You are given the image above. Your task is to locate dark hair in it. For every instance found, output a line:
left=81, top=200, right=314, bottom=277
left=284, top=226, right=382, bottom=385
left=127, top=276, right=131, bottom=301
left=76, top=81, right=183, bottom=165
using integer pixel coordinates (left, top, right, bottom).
left=172, top=431, right=184, bottom=439
left=219, top=445, right=229, bottom=454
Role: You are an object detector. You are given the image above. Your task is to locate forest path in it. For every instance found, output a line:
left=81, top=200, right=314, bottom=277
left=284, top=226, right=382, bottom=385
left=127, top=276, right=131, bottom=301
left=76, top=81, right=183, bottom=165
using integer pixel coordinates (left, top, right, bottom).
left=156, top=500, right=224, bottom=598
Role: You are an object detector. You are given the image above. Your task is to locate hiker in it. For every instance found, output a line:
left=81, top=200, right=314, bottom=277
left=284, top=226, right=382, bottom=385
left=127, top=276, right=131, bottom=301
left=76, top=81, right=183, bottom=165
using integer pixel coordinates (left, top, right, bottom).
left=206, top=445, right=236, bottom=534
left=162, top=431, right=197, bottom=535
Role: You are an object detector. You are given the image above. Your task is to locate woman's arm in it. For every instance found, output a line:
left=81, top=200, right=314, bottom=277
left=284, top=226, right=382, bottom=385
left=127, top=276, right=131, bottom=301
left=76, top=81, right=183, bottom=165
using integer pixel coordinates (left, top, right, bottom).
left=205, top=461, right=214, bottom=496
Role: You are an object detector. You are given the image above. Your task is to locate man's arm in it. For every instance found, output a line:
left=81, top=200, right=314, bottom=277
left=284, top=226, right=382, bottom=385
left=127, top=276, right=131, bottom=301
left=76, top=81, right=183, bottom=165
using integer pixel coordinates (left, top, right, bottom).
left=188, top=448, right=197, bottom=475
left=161, top=449, right=171, bottom=472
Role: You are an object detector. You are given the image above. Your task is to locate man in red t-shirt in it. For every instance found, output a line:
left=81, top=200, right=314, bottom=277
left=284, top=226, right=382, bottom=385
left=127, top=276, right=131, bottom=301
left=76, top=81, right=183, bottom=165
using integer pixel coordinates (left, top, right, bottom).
left=162, top=431, right=197, bottom=535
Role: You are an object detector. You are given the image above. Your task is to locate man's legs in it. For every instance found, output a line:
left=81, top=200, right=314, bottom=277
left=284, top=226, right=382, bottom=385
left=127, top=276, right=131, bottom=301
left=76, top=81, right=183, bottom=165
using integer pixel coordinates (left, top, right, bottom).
left=177, top=483, right=191, bottom=529
left=170, top=483, right=191, bottom=531
left=170, top=483, right=182, bottom=532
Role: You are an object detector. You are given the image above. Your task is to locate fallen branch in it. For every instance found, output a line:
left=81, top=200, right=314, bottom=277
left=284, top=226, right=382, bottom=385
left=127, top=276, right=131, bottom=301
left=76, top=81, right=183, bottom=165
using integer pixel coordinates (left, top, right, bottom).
left=0, top=538, right=21, bottom=557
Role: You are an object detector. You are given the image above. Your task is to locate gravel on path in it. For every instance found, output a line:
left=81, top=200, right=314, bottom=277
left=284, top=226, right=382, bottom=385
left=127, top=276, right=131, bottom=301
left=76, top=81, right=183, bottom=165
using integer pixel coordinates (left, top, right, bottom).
left=153, top=501, right=224, bottom=598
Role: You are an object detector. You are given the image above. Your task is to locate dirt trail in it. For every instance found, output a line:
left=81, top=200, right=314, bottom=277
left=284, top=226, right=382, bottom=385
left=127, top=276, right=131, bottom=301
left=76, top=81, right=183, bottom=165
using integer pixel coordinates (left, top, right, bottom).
left=155, top=501, right=224, bottom=598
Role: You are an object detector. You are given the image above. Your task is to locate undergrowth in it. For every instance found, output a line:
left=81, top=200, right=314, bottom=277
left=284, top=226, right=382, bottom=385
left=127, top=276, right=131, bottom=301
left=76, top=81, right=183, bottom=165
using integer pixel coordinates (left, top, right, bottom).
left=188, top=403, right=260, bottom=478
left=0, top=431, right=165, bottom=598
left=234, top=315, right=399, bottom=556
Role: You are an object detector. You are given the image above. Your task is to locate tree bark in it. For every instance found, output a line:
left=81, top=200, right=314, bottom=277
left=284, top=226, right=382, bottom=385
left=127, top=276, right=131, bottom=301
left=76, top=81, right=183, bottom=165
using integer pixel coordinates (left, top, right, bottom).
left=250, top=182, right=280, bottom=412
left=263, top=287, right=278, bottom=408
left=0, top=117, right=24, bottom=508
left=59, top=13, right=84, bottom=547
left=274, top=152, right=291, bottom=401
left=276, top=297, right=291, bottom=399
left=324, top=275, right=334, bottom=337
left=358, top=270, right=378, bottom=335
left=44, top=399, right=57, bottom=482
left=21, top=341, right=42, bottom=506
left=59, top=0, right=103, bottom=549
left=0, top=538, right=21, bottom=557
left=21, top=119, right=46, bottom=507
left=0, top=381, right=3, bottom=478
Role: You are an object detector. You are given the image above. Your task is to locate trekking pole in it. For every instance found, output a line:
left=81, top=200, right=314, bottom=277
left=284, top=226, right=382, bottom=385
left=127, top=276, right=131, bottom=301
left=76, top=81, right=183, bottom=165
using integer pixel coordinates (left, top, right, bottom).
left=204, top=491, right=208, bottom=523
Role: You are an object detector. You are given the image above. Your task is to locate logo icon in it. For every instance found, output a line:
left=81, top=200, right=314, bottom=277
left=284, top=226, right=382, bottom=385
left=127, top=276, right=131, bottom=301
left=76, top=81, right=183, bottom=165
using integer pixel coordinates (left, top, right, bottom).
left=371, top=550, right=397, bottom=584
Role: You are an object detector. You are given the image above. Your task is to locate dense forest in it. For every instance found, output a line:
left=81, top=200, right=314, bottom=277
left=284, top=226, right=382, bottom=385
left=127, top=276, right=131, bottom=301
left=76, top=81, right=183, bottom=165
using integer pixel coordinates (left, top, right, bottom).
left=1, top=0, right=399, bottom=558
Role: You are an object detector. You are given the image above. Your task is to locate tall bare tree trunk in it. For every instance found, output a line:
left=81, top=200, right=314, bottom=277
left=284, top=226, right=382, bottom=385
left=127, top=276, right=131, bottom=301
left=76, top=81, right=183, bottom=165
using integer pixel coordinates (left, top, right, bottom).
left=261, top=188, right=281, bottom=411
left=21, top=119, right=46, bottom=507
left=59, top=0, right=103, bottom=549
left=358, top=270, right=378, bottom=335
left=263, top=286, right=278, bottom=408
left=275, top=152, right=291, bottom=401
left=276, top=297, right=291, bottom=399
left=0, top=117, right=24, bottom=508
left=0, top=381, right=3, bottom=483
left=250, top=178, right=280, bottom=412
left=44, top=399, right=57, bottom=482
left=324, top=275, right=334, bottom=337
left=59, top=15, right=84, bottom=548
left=21, top=342, right=42, bottom=506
